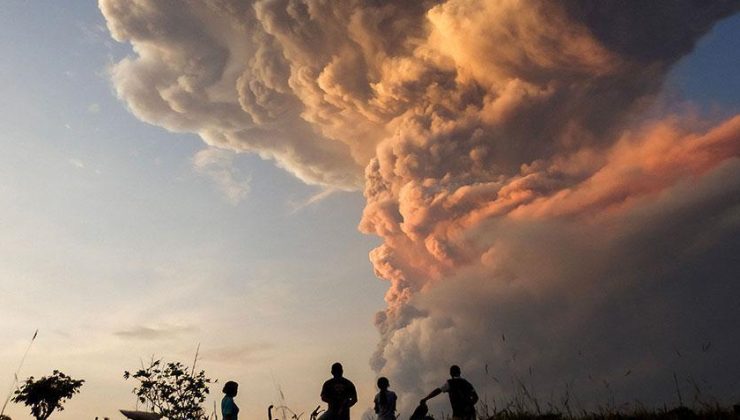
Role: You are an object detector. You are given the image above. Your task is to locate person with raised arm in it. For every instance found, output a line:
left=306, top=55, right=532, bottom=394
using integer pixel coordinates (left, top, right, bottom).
left=420, top=365, right=478, bottom=420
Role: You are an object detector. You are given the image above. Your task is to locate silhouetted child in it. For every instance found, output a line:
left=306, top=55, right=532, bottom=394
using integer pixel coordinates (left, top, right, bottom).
left=222, top=381, right=240, bottom=420
left=373, top=377, right=397, bottom=420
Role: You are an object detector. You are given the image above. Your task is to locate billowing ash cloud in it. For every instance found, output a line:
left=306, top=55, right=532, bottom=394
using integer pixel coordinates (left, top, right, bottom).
left=100, top=0, right=740, bottom=409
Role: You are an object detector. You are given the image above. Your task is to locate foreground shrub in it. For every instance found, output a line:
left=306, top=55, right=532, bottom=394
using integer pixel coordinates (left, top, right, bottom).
left=12, top=370, right=84, bottom=420
left=124, top=359, right=212, bottom=420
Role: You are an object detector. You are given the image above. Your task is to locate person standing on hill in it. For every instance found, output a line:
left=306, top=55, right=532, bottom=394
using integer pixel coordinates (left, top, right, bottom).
left=374, top=377, right=397, bottom=420
left=222, top=381, right=240, bottom=420
left=321, top=363, right=358, bottom=420
left=420, top=365, right=478, bottom=420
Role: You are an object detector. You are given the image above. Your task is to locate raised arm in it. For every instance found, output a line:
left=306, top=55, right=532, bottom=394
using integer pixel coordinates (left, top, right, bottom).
left=421, top=387, right=442, bottom=403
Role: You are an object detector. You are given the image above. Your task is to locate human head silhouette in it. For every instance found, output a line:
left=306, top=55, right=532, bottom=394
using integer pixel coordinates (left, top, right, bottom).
left=450, top=365, right=461, bottom=378
left=331, top=362, right=343, bottom=378
left=223, top=381, right=238, bottom=397
left=377, top=377, right=389, bottom=390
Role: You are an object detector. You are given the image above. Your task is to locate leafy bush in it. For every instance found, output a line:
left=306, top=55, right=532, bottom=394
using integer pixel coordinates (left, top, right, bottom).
left=12, top=370, right=84, bottom=420
left=124, top=359, right=212, bottom=420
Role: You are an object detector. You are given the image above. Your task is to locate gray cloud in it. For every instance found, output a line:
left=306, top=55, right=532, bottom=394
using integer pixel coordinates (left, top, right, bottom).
left=114, top=324, right=199, bottom=340
left=100, top=0, right=363, bottom=189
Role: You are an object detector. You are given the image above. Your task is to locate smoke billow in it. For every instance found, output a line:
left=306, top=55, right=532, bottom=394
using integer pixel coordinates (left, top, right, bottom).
left=100, top=0, right=740, bottom=409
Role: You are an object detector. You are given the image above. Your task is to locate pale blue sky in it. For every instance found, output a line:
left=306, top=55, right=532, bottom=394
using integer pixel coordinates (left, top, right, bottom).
left=0, top=1, right=738, bottom=419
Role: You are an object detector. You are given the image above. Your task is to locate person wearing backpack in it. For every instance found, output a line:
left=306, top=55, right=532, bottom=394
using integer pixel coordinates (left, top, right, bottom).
left=420, top=365, right=478, bottom=420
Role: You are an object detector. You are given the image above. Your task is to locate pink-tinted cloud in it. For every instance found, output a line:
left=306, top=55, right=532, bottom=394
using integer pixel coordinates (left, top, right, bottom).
left=100, top=0, right=740, bottom=409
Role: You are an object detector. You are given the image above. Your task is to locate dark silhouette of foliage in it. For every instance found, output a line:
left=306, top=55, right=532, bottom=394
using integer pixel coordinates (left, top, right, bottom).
left=0, top=414, right=12, bottom=420
left=11, top=370, right=84, bottom=420
left=124, top=359, right=212, bottom=420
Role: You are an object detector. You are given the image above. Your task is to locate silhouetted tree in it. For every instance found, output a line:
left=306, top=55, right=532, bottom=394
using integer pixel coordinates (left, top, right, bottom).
left=124, top=359, right=212, bottom=420
left=0, top=414, right=12, bottom=420
left=12, top=370, right=84, bottom=420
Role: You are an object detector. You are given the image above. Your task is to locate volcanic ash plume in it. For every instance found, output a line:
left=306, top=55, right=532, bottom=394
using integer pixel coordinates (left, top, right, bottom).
left=100, top=0, right=740, bottom=408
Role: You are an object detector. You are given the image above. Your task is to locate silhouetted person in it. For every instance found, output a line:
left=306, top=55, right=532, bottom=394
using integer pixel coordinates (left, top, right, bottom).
left=321, top=362, right=358, bottom=420
left=420, top=365, right=478, bottom=420
left=222, top=381, right=240, bottom=420
left=373, top=377, right=397, bottom=420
